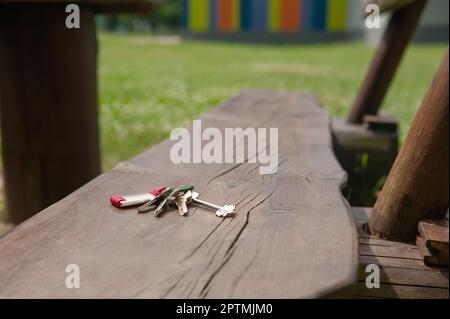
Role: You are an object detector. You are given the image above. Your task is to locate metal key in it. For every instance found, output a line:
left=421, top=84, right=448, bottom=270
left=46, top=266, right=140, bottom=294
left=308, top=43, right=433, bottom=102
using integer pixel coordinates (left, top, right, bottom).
left=191, top=192, right=236, bottom=217
left=153, top=187, right=183, bottom=216
left=137, top=187, right=171, bottom=213
left=137, top=185, right=194, bottom=214
left=173, top=191, right=193, bottom=216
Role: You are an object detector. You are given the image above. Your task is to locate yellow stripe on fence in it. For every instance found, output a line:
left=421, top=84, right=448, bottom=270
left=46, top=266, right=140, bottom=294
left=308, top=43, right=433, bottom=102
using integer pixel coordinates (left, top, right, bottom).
left=268, top=0, right=280, bottom=32
left=327, top=0, right=347, bottom=32
left=232, top=0, right=241, bottom=30
left=189, top=0, right=209, bottom=32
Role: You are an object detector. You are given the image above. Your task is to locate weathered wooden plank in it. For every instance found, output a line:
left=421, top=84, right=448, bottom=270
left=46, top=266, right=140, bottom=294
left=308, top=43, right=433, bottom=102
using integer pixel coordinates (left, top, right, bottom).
left=352, top=206, right=449, bottom=298
left=359, top=237, right=419, bottom=248
left=359, top=255, right=438, bottom=271
left=358, top=265, right=449, bottom=289
left=359, top=243, right=420, bottom=260
left=418, top=219, right=449, bottom=252
left=0, top=90, right=358, bottom=298
left=416, top=235, right=449, bottom=267
left=352, top=282, right=449, bottom=299
left=355, top=207, right=422, bottom=250
left=354, top=207, right=442, bottom=272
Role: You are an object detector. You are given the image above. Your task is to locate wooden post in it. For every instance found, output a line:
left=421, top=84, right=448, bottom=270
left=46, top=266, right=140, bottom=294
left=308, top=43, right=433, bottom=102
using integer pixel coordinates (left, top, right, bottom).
left=0, top=4, right=101, bottom=223
left=347, top=0, right=428, bottom=124
left=368, top=49, right=449, bottom=242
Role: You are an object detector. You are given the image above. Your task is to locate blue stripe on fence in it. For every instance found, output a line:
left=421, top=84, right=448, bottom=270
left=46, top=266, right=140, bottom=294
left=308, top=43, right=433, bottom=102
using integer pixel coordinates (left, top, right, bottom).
left=182, top=0, right=188, bottom=29
left=252, top=0, right=267, bottom=32
left=209, top=0, right=217, bottom=31
left=311, top=0, right=327, bottom=31
left=301, top=0, right=313, bottom=31
left=240, top=0, right=252, bottom=31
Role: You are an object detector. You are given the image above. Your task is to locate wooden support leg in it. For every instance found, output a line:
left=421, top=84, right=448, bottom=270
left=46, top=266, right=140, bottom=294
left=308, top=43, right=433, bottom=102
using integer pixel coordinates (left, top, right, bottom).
left=0, top=4, right=101, bottom=223
left=369, top=49, right=449, bottom=242
left=347, top=0, right=428, bottom=124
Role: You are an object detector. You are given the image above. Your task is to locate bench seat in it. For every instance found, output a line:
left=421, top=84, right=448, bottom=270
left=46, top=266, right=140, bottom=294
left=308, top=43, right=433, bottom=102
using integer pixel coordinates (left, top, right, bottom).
left=0, top=90, right=358, bottom=298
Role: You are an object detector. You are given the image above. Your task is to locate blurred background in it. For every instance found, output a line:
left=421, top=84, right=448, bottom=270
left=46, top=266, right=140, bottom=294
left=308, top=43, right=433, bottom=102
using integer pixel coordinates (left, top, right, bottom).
left=0, top=0, right=448, bottom=231
left=94, top=0, right=447, bottom=167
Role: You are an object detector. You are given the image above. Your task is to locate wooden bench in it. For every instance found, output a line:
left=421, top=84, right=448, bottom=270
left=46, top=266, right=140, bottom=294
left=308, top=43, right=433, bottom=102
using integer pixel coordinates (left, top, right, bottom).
left=0, top=90, right=359, bottom=298
left=1, top=0, right=445, bottom=299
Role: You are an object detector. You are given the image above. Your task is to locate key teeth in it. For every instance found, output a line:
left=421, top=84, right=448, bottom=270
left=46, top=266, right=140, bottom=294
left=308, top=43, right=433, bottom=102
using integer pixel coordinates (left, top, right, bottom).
left=137, top=202, right=153, bottom=213
left=215, top=211, right=227, bottom=217
left=216, top=205, right=236, bottom=218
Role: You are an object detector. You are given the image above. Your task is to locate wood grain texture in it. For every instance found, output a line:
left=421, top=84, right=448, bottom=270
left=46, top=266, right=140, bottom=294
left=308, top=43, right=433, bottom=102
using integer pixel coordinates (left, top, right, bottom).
left=0, top=90, right=358, bottom=298
left=369, top=49, right=449, bottom=242
left=352, top=282, right=448, bottom=299
left=416, top=236, right=449, bottom=267
left=418, top=219, right=449, bottom=252
left=351, top=207, right=448, bottom=299
left=0, top=4, right=101, bottom=223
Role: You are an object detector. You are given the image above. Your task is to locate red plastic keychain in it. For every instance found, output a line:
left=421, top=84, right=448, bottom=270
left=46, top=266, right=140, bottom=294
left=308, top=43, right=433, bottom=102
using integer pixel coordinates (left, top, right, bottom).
left=110, top=186, right=167, bottom=208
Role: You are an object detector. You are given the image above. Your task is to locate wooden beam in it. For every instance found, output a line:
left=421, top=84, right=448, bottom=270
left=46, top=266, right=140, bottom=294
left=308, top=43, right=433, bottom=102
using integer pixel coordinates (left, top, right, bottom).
left=0, top=4, right=101, bottom=223
left=416, top=235, right=449, bottom=267
left=348, top=0, right=428, bottom=124
left=365, top=0, right=416, bottom=16
left=0, top=1, right=158, bottom=14
left=368, top=49, right=449, bottom=242
left=418, top=219, right=449, bottom=252
left=332, top=116, right=398, bottom=207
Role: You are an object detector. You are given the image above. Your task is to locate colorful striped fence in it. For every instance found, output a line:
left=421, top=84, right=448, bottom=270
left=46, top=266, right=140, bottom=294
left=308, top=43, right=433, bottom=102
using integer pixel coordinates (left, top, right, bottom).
left=182, top=0, right=348, bottom=33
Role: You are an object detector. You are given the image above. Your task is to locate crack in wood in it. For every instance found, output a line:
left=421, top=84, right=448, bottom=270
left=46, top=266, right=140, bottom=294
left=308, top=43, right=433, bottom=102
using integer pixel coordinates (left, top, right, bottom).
left=181, top=219, right=226, bottom=263
left=199, top=191, right=275, bottom=298
left=228, top=245, right=262, bottom=297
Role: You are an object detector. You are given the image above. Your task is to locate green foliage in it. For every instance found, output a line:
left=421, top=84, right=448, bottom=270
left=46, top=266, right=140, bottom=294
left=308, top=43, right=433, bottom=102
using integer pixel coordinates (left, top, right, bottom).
left=96, top=0, right=182, bottom=32
left=148, top=0, right=182, bottom=29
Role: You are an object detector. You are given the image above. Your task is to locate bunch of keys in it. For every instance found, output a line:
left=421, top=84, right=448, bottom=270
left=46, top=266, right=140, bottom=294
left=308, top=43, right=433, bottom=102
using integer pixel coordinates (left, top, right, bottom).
left=110, top=185, right=236, bottom=218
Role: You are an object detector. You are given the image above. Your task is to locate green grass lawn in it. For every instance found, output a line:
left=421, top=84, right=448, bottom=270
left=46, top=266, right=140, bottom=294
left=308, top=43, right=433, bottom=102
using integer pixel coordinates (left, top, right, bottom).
left=99, top=33, right=446, bottom=171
